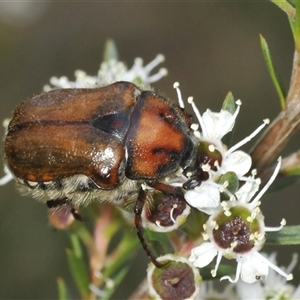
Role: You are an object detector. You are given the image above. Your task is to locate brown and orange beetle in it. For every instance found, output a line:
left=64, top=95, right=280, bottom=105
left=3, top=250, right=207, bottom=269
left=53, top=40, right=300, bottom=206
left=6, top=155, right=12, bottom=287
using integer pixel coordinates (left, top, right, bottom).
left=4, top=81, right=196, bottom=267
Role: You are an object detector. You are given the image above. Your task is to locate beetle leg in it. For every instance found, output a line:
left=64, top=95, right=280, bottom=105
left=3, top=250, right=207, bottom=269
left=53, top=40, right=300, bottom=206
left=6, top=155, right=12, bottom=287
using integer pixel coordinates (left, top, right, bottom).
left=46, top=198, right=69, bottom=208
left=148, top=181, right=185, bottom=199
left=46, top=198, right=84, bottom=221
left=135, top=187, right=167, bottom=268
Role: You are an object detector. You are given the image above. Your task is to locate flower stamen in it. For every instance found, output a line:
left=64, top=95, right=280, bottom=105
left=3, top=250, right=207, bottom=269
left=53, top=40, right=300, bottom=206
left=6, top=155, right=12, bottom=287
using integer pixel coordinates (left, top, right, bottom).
left=227, top=118, right=270, bottom=155
left=252, top=157, right=282, bottom=206
left=265, top=218, right=286, bottom=232
left=253, top=251, right=293, bottom=281
left=173, top=82, right=185, bottom=109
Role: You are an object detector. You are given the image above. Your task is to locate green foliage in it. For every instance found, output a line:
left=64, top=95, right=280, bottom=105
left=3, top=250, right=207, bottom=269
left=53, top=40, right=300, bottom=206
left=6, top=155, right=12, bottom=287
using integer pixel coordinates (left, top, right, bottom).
left=222, top=91, right=236, bottom=115
left=266, top=225, right=300, bottom=245
left=260, top=34, right=286, bottom=110
left=66, top=235, right=90, bottom=299
left=57, top=277, right=70, bottom=300
left=103, top=39, right=119, bottom=62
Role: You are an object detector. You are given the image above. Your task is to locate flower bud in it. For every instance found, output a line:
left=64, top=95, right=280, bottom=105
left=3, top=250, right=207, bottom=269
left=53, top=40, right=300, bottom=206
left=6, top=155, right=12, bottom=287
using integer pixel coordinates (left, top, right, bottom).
left=142, top=192, right=190, bottom=232
left=147, top=254, right=201, bottom=300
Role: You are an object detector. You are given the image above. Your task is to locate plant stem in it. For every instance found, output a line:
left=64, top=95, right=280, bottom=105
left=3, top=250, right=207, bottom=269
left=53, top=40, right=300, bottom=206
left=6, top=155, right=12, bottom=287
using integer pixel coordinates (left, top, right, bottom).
left=250, top=50, right=300, bottom=173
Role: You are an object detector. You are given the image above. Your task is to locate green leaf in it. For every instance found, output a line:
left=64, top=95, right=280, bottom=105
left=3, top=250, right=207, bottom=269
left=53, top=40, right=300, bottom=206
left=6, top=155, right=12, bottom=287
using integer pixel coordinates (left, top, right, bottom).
left=270, top=0, right=295, bottom=20
left=103, top=39, right=119, bottom=62
left=220, top=92, right=237, bottom=146
left=66, top=248, right=90, bottom=298
left=266, top=225, right=300, bottom=245
left=221, top=91, right=236, bottom=115
left=295, top=1, right=300, bottom=51
left=57, top=277, right=70, bottom=300
left=284, top=165, right=300, bottom=175
left=260, top=34, right=286, bottom=110
left=270, top=1, right=296, bottom=39
left=218, top=172, right=239, bottom=200
left=70, top=233, right=83, bottom=258
left=72, top=224, right=93, bottom=248
left=103, top=230, right=139, bottom=278
left=288, top=0, right=296, bottom=7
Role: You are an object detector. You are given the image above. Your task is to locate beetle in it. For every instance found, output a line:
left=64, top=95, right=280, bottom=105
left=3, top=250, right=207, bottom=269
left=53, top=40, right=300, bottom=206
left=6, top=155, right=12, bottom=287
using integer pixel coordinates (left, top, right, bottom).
left=4, top=81, right=196, bottom=267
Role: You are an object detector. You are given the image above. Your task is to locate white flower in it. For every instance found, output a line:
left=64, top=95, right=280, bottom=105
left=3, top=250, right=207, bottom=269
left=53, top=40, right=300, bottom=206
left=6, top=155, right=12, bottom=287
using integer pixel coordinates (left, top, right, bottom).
left=188, top=97, right=256, bottom=178
left=236, top=253, right=300, bottom=300
left=173, top=83, right=269, bottom=213
left=43, top=54, right=167, bottom=91
left=189, top=158, right=293, bottom=284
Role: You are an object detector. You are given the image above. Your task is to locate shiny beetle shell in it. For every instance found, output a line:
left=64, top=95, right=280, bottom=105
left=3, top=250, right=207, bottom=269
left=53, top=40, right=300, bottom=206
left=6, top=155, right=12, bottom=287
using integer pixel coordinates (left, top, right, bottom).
left=4, top=81, right=195, bottom=207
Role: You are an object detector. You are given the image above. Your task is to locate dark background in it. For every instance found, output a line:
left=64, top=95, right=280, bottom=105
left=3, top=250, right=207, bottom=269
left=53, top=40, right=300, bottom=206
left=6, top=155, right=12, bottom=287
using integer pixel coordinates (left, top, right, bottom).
left=0, top=2, right=299, bottom=299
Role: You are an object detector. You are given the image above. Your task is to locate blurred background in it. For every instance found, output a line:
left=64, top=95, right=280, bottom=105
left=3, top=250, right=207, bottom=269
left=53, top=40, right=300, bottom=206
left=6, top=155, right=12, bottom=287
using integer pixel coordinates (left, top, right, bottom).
left=0, top=1, right=299, bottom=299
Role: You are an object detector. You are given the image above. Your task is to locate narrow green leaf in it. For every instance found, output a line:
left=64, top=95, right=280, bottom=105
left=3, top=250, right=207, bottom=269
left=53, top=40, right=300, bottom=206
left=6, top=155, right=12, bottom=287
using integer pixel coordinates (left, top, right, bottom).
left=270, top=0, right=295, bottom=20
left=260, top=34, right=286, bottom=110
left=104, top=231, right=139, bottom=278
left=103, top=39, right=119, bottom=62
left=57, top=277, right=70, bottom=300
left=220, top=92, right=236, bottom=147
left=70, top=233, right=82, bottom=258
left=72, top=224, right=93, bottom=248
left=66, top=249, right=90, bottom=298
left=283, top=166, right=300, bottom=176
left=270, top=1, right=296, bottom=41
left=221, top=91, right=236, bottom=114
left=288, top=0, right=296, bottom=7
left=295, top=1, right=300, bottom=51
left=288, top=16, right=296, bottom=33
left=266, top=225, right=300, bottom=245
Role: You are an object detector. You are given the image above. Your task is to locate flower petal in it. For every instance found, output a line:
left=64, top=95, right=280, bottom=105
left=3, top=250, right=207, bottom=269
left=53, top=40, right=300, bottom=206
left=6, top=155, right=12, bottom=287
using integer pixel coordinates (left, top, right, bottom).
left=189, top=242, right=218, bottom=268
left=222, top=150, right=252, bottom=176
left=202, top=109, right=236, bottom=140
left=235, top=180, right=260, bottom=203
left=185, top=184, right=220, bottom=213
left=240, top=254, right=269, bottom=283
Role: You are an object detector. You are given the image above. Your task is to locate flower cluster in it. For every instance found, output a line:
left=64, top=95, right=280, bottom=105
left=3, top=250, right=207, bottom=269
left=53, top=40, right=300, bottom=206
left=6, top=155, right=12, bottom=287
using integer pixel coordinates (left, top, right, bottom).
left=146, top=83, right=292, bottom=299
left=43, top=53, right=167, bottom=91
left=0, top=45, right=295, bottom=300
left=166, top=84, right=292, bottom=283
